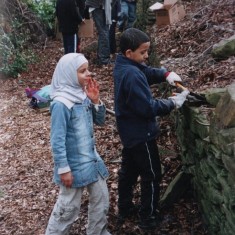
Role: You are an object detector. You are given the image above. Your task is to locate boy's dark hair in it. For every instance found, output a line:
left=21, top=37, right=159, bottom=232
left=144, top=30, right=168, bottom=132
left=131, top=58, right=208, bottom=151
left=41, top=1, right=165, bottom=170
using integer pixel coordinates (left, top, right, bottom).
left=119, top=28, right=150, bottom=54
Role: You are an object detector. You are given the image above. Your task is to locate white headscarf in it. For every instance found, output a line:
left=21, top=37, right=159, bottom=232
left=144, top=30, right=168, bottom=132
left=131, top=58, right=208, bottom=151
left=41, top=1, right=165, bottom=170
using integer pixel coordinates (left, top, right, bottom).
left=50, top=53, right=88, bottom=109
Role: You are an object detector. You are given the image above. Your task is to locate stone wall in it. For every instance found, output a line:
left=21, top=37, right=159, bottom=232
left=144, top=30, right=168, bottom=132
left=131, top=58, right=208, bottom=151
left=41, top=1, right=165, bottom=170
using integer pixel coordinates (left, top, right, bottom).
left=176, top=83, right=235, bottom=235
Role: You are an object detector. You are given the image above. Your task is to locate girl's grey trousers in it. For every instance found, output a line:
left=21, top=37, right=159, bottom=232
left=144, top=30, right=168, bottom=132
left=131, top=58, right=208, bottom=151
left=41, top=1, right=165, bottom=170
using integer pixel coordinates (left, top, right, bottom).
left=45, top=177, right=111, bottom=235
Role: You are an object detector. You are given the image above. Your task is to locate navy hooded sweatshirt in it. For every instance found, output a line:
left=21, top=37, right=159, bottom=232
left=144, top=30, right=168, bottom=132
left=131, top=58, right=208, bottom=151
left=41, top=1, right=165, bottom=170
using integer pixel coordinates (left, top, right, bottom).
left=113, top=54, right=175, bottom=148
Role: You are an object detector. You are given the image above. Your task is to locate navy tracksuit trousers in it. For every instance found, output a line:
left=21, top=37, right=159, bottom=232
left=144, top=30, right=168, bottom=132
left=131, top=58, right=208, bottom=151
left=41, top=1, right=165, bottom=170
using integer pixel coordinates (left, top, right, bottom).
left=118, top=139, right=162, bottom=219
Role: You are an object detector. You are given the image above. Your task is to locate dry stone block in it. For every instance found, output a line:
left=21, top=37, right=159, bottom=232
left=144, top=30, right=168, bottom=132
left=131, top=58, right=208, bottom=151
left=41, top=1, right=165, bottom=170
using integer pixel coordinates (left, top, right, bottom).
left=222, top=154, right=235, bottom=181
left=205, top=87, right=226, bottom=106
left=159, top=171, right=192, bottom=208
left=212, top=34, right=235, bottom=59
left=215, top=83, right=235, bottom=128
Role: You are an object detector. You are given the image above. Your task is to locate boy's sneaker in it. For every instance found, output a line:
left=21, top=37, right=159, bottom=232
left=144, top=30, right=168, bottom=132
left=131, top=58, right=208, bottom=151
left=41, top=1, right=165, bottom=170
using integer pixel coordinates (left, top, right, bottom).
left=138, top=216, right=158, bottom=231
left=116, top=205, right=139, bottom=227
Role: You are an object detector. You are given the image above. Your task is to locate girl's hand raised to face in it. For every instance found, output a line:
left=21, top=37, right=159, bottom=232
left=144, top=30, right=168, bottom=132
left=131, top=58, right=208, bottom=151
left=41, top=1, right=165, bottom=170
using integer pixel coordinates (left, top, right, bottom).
left=85, top=78, right=100, bottom=104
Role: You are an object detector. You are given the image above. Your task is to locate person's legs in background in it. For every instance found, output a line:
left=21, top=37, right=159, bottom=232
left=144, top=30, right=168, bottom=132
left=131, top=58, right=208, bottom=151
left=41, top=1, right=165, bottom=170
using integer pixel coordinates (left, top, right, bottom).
left=127, top=2, right=137, bottom=29
left=117, top=1, right=128, bottom=32
left=109, top=0, right=120, bottom=60
left=92, top=8, right=111, bottom=65
left=76, top=36, right=81, bottom=53
left=109, top=21, right=117, bottom=59
left=62, top=33, right=80, bottom=54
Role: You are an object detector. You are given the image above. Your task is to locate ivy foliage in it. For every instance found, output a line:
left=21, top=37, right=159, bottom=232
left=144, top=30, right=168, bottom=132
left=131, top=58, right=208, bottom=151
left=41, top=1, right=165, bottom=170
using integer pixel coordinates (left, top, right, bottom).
left=24, top=0, right=56, bottom=36
left=0, top=0, right=56, bottom=78
left=0, top=20, right=36, bottom=78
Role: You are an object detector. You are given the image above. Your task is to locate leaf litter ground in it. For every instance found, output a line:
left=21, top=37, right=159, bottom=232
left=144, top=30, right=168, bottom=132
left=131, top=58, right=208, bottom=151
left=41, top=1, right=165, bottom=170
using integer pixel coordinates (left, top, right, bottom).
left=0, top=0, right=234, bottom=234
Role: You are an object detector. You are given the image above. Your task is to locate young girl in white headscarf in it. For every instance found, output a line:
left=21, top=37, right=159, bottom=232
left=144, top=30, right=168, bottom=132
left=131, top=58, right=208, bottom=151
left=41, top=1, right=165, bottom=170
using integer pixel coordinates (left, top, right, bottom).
left=45, top=53, right=111, bottom=235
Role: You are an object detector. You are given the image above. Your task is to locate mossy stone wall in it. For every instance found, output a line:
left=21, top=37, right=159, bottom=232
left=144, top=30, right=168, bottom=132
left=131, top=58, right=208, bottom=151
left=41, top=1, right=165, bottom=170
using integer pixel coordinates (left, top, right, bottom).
left=176, top=83, right=235, bottom=235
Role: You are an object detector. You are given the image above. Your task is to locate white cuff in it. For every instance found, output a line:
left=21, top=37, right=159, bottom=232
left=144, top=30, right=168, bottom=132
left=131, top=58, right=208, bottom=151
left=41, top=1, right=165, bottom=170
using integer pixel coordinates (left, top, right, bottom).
left=93, top=100, right=103, bottom=111
left=58, top=166, right=71, bottom=174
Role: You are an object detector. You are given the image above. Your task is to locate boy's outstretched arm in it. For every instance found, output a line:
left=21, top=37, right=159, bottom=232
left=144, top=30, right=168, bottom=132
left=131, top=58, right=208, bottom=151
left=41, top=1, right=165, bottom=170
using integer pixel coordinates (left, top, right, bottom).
left=141, top=66, right=182, bottom=86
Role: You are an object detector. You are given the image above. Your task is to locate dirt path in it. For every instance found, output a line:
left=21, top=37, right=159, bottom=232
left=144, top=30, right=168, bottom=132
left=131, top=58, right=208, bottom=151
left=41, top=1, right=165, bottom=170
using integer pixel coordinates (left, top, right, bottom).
left=0, top=38, right=209, bottom=235
left=0, top=77, right=53, bottom=234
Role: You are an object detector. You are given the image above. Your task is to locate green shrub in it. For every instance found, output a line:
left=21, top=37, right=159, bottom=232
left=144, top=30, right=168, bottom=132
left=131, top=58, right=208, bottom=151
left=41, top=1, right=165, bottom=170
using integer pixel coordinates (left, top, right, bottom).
left=0, top=20, right=36, bottom=78
left=0, top=0, right=52, bottom=78
left=24, top=0, right=56, bottom=36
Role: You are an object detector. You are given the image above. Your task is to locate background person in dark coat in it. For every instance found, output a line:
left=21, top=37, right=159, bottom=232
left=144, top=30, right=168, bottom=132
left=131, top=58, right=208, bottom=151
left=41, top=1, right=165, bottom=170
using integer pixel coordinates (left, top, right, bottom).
left=56, top=0, right=85, bottom=54
left=109, top=0, right=121, bottom=57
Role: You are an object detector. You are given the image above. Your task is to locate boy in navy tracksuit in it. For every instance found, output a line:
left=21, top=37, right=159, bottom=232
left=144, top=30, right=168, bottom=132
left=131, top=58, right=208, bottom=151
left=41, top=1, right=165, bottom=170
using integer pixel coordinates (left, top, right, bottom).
left=113, top=28, right=189, bottom=230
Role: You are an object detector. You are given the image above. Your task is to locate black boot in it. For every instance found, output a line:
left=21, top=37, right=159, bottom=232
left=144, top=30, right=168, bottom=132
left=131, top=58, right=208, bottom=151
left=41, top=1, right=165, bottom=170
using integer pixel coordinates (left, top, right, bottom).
left=116, top=205, right=139, bottom=226
left=138, top=215, right=158, bottom=231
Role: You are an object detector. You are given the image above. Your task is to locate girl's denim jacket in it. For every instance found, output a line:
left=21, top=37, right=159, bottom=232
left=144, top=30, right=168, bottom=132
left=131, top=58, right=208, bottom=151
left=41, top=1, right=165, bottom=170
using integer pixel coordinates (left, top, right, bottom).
left=50, top=98, right=109, bottom=188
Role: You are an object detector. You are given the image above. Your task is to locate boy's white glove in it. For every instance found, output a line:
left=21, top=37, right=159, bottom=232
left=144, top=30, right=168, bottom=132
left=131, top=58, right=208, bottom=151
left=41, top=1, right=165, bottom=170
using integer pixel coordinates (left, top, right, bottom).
left=169, top=90, right=190, bottom=109
left=166, top=72, right=182, bottom=86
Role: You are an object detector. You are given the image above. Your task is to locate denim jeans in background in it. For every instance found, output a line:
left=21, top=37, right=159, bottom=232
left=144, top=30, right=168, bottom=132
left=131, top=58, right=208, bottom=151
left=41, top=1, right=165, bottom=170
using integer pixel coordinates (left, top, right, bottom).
left=109, top=21, right=117, bottom=55
left=92, top=8, right=111, bottom=65
left=118, top=1, right=137, bottom=31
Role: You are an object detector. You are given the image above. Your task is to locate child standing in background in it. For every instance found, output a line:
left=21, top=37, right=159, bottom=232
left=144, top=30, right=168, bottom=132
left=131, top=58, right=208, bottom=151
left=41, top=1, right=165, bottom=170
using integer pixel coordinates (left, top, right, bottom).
left=45, top=53, right=111, bottom=235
